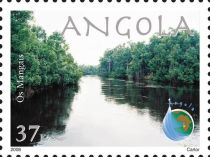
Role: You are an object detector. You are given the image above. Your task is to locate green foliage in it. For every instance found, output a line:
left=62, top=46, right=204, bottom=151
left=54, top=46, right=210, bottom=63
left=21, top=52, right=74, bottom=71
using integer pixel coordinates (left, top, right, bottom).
left=11, top=11, right=82, bottom=94
left=80, top=65, right=98, bottom=75
left=99, top=44, right=132, bottom=79
left=99, top=30, right=199, bottom=85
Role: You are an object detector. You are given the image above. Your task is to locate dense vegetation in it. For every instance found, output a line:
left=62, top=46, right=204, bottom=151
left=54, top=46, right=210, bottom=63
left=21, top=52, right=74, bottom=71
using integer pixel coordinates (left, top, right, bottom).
left=99, top=31, right=199, bottom=85
left=80, top=65, right=98, bottom=75
left=11, top=11, right=82, bottom=94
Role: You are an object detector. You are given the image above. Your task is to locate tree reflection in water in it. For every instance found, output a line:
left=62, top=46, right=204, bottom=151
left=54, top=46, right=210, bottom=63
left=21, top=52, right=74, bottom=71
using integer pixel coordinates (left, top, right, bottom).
left=100, top=78, right=199, bottom=127
left=11, top=85, right=79, bottom=146
left=11, top=76, right=199, bottom=146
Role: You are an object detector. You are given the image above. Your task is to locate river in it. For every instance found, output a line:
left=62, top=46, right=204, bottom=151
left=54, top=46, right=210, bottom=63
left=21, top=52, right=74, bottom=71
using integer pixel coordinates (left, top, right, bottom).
left=11, top=76, right=199, bottom=147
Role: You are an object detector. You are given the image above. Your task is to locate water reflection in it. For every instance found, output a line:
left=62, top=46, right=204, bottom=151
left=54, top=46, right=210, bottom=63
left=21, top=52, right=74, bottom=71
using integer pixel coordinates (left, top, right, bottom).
left=11, top=76, right=199, bottom=146
left=101, top=78, right=199, bottom=124
left=11, top=85, right=79, bottom=146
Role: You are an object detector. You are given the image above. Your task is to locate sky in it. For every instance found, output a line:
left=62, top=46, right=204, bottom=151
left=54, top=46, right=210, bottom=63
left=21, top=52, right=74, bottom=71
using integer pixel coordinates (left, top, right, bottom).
left=33, top=10, right=199, bottom=66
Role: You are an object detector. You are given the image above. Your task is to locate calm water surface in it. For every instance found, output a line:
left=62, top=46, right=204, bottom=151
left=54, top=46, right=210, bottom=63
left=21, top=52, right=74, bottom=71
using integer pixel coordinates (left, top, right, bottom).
left=11, top=76, right=199, bottom=146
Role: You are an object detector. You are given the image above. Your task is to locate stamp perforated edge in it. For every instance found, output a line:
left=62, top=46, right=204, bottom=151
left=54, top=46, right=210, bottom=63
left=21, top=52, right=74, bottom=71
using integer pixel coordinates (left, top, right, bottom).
left=0, top=0, right=209, bottom=157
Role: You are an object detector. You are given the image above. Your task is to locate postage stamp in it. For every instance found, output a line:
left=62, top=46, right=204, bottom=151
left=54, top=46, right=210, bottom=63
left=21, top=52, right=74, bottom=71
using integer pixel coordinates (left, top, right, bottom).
left=0, top=0, right=209, bottom=156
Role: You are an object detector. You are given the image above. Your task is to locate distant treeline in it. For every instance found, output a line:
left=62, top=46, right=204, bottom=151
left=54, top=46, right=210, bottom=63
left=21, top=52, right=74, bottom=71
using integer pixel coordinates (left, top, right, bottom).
left=99, top=31, right=199, bottom=85
left=11, top=11, right=82, bottom=94
left=80, top=65, right=98, bottom=75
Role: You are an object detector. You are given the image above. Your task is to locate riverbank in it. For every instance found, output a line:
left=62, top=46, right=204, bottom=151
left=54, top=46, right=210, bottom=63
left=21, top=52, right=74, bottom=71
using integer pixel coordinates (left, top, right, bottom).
left=98, top=74, right=199, bottom=88
left=11, top=83, right=79, bottom=102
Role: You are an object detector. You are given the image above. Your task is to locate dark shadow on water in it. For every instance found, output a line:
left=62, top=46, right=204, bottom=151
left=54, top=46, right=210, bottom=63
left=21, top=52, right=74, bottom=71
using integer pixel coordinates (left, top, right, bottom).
left=11, top=76, right=200, bottom=146
left=11, top=85, right=79, bottom=146
left=100, top=77, right=199, bottom=129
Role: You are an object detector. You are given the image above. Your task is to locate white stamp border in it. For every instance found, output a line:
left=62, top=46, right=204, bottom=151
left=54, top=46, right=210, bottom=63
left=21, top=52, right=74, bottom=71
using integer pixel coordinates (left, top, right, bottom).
left=0, top=1, right=209, bottom=156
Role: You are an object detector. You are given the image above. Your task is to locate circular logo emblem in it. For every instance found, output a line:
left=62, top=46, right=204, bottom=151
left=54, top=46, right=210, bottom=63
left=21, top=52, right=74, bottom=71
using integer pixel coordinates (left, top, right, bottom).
left=163, top=108, right=194, bottom=141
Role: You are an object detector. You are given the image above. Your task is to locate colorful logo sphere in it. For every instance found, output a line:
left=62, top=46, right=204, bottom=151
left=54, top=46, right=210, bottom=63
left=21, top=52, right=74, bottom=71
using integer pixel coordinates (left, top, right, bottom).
left=163, top=107, right=194, bottom=141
